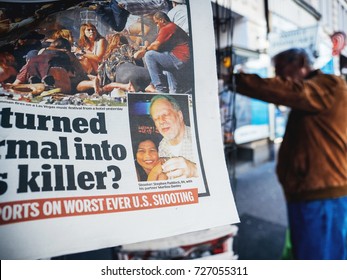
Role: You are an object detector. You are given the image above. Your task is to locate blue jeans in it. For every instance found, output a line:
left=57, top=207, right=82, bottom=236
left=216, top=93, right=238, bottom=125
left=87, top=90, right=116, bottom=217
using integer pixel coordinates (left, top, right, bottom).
left=97, top=0, right=129, bottom=31
left=144, top=50, right=184, bottom=93
left=287, top=196, right=347, bottom=259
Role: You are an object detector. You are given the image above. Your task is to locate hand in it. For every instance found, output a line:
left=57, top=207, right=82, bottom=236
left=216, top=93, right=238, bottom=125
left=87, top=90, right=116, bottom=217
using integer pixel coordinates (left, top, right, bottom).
left=233, top=65, right=244, bottom=73
left=133, top=47, right=146, bottom=60
left=162, top=157, right=198, bottom=179
left=134, top=41, right=149, bottom=60
left=147, top=161, right=168, bottom=181
left=118, top=3, right=126, bottom=9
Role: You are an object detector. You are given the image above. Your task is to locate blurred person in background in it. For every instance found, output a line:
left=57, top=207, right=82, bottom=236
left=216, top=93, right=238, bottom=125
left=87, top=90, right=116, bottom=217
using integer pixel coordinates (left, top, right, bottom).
left=230, top=48, right=347, bottom=260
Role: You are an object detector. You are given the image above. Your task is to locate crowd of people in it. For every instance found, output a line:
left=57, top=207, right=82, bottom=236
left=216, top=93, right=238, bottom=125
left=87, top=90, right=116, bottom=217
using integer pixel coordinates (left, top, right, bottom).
left=0, top=0, right=196, bottom=181
left=0, top=0, right=192, bottom=97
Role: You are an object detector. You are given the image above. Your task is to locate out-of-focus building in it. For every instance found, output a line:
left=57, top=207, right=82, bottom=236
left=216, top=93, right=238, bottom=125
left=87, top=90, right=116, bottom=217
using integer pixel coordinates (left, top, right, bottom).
left=213, top=0, right=347, bottom=162
left=268, top=0, right=347, bottom=75
left=213, top=0, right=347, bottom=76
left=213, top=0, right=272, bottom=156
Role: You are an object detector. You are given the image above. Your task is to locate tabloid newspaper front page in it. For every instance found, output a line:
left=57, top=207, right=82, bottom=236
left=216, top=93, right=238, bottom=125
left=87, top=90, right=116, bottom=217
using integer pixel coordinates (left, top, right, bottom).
left=0, top=0, right=239, bottom=259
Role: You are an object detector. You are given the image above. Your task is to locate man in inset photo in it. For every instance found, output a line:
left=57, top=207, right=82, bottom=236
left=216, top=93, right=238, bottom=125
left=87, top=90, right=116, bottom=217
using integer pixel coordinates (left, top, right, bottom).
left=149, top=94, right=198, bottom=179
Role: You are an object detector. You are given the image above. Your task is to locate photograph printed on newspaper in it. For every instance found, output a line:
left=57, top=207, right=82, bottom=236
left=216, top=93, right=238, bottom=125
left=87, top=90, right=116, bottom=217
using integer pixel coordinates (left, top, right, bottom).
left=0, top=0, right=239, bottom=259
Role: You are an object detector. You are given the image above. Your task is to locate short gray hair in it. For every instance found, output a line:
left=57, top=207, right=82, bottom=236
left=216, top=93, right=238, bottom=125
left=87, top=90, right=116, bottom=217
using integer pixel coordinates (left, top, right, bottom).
left=149, top=94, right=181, bottom=116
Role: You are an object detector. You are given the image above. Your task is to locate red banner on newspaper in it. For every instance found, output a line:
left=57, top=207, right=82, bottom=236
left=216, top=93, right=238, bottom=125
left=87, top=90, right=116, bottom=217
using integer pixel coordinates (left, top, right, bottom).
left=0, top=188, right=198, bottom=225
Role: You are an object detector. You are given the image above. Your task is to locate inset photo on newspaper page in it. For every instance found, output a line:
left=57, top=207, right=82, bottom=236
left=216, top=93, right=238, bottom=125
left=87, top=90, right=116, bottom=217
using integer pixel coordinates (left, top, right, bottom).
left=0, top=0, right=193, bottom=100
left=128, top=93, right=209, bottom=195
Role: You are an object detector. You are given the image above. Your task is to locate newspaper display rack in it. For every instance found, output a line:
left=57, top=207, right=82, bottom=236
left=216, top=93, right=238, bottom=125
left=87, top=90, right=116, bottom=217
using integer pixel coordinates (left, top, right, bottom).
left=0, top=0, right=239, bottom=259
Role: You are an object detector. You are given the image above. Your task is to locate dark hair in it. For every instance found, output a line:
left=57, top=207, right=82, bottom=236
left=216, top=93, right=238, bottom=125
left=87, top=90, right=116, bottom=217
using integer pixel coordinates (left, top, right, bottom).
left=135, top=160, right=148, bottom=181
left=20, top=31, right=45, bottom=40
left=153, top=11, right=171, bottom=23
left=133, top=137, right=160, bottom=182
left=133, top=136, right=160, bottom=159
left=273, top=48, right=313, bottom=68
left=120, top=35, right=129, bottom=45
left=50, top=37, right=72, bottom=52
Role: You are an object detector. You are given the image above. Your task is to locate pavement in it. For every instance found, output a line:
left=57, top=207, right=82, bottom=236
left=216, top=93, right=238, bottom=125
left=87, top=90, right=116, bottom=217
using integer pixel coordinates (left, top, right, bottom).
left=232, top=146, right=288, bottom=260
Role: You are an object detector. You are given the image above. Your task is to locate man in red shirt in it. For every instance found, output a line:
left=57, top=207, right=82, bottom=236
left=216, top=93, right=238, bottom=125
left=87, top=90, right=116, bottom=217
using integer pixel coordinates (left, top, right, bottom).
left=137, top=11, right=190, bottom=93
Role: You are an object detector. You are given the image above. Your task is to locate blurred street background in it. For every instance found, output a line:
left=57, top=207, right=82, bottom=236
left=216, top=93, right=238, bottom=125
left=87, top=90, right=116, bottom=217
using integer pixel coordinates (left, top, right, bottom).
left=232, top=144, right=288, bottom=260
left=214, top=0, right=347, bottom=259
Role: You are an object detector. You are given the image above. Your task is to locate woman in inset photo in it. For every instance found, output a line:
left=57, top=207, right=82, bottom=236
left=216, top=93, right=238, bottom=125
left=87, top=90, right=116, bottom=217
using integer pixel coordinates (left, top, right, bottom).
left=134, top=138, right=167, bottom=182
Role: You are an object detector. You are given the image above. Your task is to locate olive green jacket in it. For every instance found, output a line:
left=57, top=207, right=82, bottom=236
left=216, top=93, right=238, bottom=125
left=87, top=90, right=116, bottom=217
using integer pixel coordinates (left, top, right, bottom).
left=235, top=70, right=347, bottom=201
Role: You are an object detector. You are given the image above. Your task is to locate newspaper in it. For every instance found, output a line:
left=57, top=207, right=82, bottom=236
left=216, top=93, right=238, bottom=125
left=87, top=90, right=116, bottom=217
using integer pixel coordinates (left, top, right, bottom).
left=0, top=0, right=239, bottom=259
